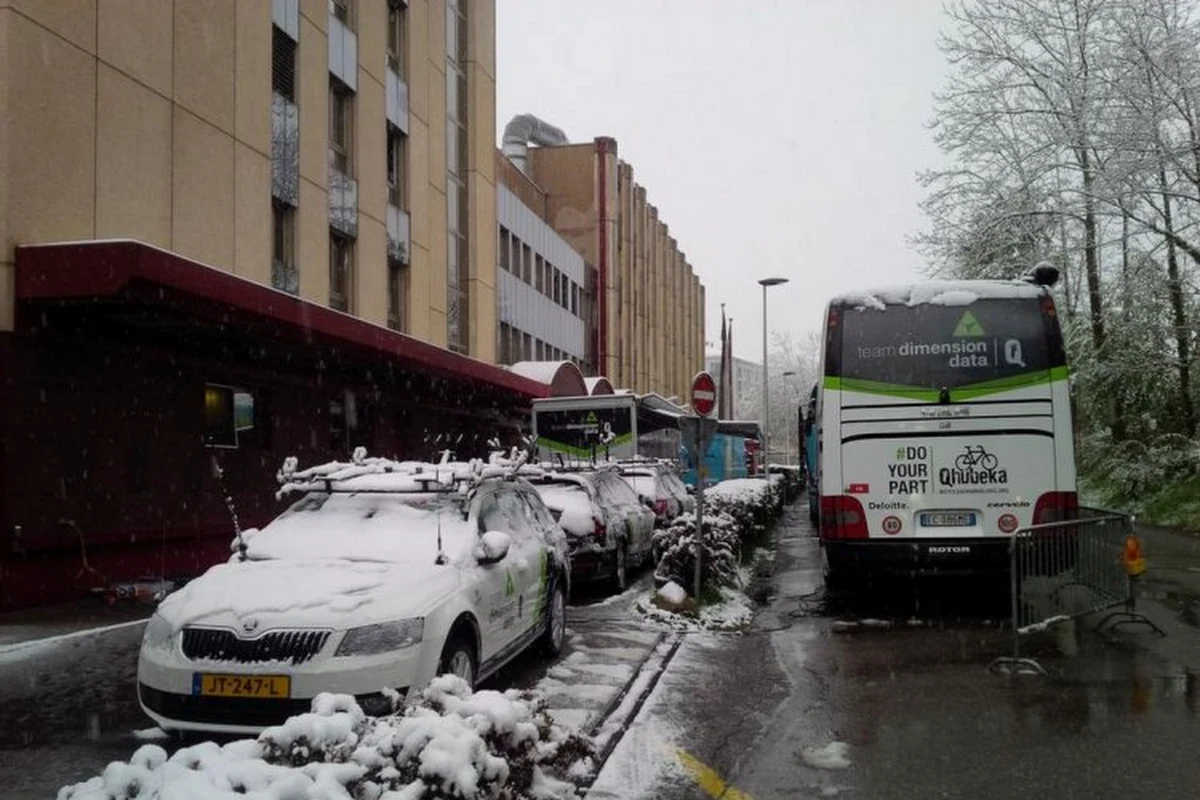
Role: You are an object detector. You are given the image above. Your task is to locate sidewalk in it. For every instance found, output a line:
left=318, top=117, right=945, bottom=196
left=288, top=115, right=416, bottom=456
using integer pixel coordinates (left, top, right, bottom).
left=0, top=597, right=153, bottom=650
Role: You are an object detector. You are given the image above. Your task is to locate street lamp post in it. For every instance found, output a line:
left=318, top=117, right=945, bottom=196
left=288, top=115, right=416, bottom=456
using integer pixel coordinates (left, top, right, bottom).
left=783, top=370, right=797, bottom=465
left=758, top=277, right=789, bottom=473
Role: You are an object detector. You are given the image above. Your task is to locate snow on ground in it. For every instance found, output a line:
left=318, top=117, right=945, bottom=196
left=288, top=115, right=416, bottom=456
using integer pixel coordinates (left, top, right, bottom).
left=59, top=678, right=592, bottom=800
left=800, top=741, right=852, bottom=770
left=657, top=581, right=687, bottom=606
left=131, top=727, right=169, bottom=742
left=532, top=627, right=660, bottom=735
left=634, top=585, right=754, bottom=632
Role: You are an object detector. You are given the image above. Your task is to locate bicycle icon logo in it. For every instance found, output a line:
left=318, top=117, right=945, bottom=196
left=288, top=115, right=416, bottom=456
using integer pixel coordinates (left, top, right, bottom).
left=954, top=445, right=999, bottom=471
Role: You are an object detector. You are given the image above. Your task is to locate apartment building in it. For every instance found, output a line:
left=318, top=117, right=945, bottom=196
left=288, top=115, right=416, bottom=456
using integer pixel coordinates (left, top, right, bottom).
left=0, top=0, right=542, bottom=611
left=705, top=353, right=763, bottom=421
left=496, top=127, right=705, bottom=401
left=494, top=146, right=596, bottom=372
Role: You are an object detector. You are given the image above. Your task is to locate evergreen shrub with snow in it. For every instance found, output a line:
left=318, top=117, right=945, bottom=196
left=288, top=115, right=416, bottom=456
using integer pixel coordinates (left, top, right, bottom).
left=652, top=510, right=742, bottom=593
left=59, top=677, right=594, bottom=800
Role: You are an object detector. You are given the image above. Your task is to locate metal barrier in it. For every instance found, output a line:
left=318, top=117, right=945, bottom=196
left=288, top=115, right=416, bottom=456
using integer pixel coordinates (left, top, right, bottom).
left=989, top=507, right=1164, bottom=676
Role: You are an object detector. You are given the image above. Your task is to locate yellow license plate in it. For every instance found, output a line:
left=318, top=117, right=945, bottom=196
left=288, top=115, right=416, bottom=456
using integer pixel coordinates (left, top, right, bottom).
left=193, top=673, right=290, bottom=698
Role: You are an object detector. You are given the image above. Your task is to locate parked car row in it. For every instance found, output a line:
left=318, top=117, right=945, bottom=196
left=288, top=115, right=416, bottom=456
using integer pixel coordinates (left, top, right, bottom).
left=523, top=458, right=695, bottom=592
left=136, top=453, right=695, bottom=736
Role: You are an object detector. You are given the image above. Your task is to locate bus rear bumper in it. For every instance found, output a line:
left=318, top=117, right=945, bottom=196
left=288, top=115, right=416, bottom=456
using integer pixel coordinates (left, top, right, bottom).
left=823, top=538, right=1011, bottom=578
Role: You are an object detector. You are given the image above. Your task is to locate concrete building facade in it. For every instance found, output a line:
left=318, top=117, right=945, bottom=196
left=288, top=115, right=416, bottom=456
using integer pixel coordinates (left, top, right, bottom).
left=498, top=136, right=704, bottom=401
left=0, top=0, right=541, bottom=612
left=0, top=0, right=499, bottom=358
left=495, top=183, right=590, bottom=368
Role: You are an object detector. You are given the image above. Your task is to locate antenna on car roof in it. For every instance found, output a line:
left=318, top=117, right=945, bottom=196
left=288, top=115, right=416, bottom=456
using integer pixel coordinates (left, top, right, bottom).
left=212, top=454, right=247, bottom=562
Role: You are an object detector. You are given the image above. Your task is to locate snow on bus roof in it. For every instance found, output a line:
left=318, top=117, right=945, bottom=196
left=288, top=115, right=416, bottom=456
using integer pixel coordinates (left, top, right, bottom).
left=834, top=279, right=1044, bottom=311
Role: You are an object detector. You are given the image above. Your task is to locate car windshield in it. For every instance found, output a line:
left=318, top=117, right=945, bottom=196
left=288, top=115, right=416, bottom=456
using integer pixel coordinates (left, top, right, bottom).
left=244, top=491, right=470, bottom=564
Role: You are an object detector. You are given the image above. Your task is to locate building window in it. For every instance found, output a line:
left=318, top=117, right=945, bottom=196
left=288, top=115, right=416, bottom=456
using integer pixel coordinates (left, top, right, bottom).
left=388, top=258, right=409, bottom=332
left=329, top=79, right=353, bottom=174
left=387, top=1, right=406, bottom=76
left=571, top=281, right=579, bottom=315
left=272, top=27, right=296, bottom=101
left=204, top=385, right=258, bottom=449
left=387, top=126, right=406, bottom=207
left=272, top=200, right=298, bottom=294
left=330, top=230, right=354, bottom=312
left=330, top=0, right=353, bottom=28
left=535, top=255, right=544, bottom=294
left=523, top=332, right=532, bottom=361
left=499, top=228, right=511, bottom=272
left=521, top=243, right=532, bottom=284
left=330, top=389, right=373, bottom=454
left=498, top=322, right=511, bottom=364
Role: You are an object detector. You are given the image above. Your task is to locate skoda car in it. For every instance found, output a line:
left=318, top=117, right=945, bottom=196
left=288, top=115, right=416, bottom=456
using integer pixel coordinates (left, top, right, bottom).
left=137, top=459, right=570, bottom=734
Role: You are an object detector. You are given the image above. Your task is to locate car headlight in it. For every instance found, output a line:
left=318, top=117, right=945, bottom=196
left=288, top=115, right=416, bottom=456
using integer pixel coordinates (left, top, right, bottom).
left=335, top=618, right=425, bottom=656
left=142, top=613, right=175, bottom=652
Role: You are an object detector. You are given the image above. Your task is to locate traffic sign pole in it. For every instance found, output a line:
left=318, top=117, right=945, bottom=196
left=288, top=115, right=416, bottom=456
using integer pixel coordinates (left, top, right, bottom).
left=685, top=372, right=719, bottom=601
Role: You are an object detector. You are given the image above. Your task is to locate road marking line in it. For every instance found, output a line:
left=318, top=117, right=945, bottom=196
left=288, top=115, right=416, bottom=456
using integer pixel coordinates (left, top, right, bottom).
left=677, top=749, right=754, bottom=800
left=0, top=617, right=148, bottom=658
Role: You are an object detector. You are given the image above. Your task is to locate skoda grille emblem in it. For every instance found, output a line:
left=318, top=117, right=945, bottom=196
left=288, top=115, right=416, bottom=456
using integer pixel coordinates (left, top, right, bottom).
left=241, top=617, right=260, bottom=635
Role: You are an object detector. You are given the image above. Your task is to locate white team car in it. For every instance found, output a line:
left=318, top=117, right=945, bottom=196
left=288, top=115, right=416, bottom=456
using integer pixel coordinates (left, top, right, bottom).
left=137, top=456, right=570, bottom=735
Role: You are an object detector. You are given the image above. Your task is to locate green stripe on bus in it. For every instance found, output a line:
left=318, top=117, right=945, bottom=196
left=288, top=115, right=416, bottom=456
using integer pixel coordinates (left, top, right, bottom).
left=539, top=433, right=634, bottom=456
left=823, top=366, right=1068, bottom=401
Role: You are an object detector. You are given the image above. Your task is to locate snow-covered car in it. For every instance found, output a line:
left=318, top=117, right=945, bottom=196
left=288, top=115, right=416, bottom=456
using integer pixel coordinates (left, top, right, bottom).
left=618, top=462, right=694, bottom=526
left=528, top=468, right=656, bottom=592
left=137, top=457, right=570, bottom=735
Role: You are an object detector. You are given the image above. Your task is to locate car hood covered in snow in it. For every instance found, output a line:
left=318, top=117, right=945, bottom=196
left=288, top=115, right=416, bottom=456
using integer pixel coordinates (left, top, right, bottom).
left=156, top=558, right=461, bottom=631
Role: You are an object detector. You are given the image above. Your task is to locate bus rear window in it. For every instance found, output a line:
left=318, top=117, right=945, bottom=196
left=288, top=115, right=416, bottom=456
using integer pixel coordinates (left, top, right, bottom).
left=836, top=298, right=1056, bottom=389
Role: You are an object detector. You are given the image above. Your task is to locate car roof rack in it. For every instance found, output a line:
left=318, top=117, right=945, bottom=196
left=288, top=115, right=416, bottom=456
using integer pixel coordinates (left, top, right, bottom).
left=276, top=447, right=501, bottom=499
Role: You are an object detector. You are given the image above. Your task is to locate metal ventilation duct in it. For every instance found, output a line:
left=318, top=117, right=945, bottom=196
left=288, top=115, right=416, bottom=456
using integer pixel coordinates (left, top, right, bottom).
left=502, top=114, right=569, bottom=175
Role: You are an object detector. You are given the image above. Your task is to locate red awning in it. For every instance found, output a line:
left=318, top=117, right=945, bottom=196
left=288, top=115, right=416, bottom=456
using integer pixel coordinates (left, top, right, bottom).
left=14, top=240, right=548, bottom=399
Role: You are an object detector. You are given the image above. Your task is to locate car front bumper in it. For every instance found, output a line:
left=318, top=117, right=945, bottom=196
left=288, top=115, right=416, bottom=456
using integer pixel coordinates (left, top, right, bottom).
left=138, top=639, right=438, bottom=734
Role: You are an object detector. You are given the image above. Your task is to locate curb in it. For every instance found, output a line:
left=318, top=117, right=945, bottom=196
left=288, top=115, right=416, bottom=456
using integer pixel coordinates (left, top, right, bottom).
left=578, top=630, right=683, bottom=790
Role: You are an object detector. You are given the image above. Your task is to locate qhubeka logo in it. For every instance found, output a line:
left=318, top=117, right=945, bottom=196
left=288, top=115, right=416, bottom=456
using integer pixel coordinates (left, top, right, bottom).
left=939, top=445, right=1008, bottom=488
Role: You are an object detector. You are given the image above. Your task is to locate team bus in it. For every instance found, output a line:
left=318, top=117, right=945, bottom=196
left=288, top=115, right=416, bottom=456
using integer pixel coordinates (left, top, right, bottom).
left=814, top=265, right=1077, bottom=585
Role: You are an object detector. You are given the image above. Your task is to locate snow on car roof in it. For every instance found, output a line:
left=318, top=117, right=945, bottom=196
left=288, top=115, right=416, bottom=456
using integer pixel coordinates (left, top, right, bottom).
left=244, top=491, right=475, bottom=564
left=275, top=452, right=516, bottom=498
left=834, top=279, right=1045, bottom=311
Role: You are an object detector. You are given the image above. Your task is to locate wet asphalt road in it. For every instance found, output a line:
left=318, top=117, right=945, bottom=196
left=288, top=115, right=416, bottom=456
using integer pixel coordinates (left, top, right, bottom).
left=593, top=505, right=1200, bottom=800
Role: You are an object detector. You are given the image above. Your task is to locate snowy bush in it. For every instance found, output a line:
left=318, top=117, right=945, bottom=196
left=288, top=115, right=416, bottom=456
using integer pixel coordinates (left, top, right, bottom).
left=652, top=510, right=742, bottom=593
left=58, top=678, right=594, bottom=800
left=705, top=477, right=783, bottom=537
left=1081, top=428, right=1200, bottom=504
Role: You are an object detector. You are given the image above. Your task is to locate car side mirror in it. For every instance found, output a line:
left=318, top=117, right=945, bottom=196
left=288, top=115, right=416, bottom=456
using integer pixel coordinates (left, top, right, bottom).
left=475, top=531, right=512, bottom=564
left=643, top=497, right=656, bottom=509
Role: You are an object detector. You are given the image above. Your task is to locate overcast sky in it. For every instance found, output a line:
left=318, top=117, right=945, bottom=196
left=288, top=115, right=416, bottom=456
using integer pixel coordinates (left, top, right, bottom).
left=497, top=0, right=951, bottom=362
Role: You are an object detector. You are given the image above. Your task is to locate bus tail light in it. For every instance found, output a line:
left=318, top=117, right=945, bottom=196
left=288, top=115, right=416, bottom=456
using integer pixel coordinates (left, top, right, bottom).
left=1033, top=491, right=1078, bottom=525
left=820, top=495, right=868, bottom=540
left=1040, top=296, right=1058, bottom=320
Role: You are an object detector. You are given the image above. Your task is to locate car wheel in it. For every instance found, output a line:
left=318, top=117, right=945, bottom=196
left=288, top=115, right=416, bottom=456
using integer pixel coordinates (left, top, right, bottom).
left=540, top=577, right=567, bottom=656
left=612, top=542, right=629, bottom=593
left=438, top=632, right=477, bottom=688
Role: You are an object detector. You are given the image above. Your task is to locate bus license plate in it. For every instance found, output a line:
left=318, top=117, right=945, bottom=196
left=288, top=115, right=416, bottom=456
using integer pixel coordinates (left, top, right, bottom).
left=920, top=512, right=976, bottom=527
left=193, top=673, right=290, bottom=698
